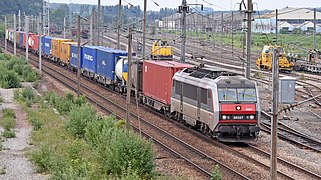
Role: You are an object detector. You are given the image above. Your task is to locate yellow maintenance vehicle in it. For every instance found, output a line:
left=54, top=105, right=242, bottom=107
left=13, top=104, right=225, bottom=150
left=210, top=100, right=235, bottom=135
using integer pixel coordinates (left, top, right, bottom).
left=151, top=39, right=173, bottom=60
left=256, top=45, right=294, bottom=72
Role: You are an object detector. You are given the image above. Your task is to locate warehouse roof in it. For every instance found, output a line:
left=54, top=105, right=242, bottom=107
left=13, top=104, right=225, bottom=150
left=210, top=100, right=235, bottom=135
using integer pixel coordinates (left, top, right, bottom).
left=258, top=7, right=321, bottom=20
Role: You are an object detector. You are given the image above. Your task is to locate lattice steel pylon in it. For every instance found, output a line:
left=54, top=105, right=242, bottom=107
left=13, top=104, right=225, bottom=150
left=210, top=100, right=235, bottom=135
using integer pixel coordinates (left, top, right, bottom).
left=43, top=0, right=50, bottom=35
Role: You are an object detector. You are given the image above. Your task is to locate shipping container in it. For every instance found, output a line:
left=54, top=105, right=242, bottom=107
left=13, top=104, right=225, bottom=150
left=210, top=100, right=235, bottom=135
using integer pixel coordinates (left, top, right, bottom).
left=19, top=32, right=24, bottom=47
left=16, top=31, right=20, bottom=46
left=142, top=60, right=193, bottom=105
left=59, top=42, right=77, bottom=65
left=29, top=34, right=39, bottom=52
left=23, top=32, right=34, bottom=48
left=41, top=36, right=52, bottom=56
left=51, top=38, right=73, bottom=60
left=81, top=46, right=102, bottom=74
left=70, top=44, right=82, bottom=69
left=96, top=48, right=128, bottom=83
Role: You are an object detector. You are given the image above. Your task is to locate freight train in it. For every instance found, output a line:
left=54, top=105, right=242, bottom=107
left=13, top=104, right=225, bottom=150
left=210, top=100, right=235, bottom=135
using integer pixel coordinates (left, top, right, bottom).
left=5, top=29, right=261, bottom=142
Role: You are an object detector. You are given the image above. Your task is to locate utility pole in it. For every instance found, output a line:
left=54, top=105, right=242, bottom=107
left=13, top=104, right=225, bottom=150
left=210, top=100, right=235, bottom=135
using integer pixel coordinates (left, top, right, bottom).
left=179, top=0, right=188, bottom=63
left=26, top=16, right=29, bottom=61
left=39, top=13, right=42, bottom=76
left=232, top=11, right=234, bottom=58
left=101, top=6, right=104, bottom=45
left=90, top=11, right=93, bottom=45
left=313, top=8, right=317, bottom=64
left=117, top=0, right=122, bottom=49
left=97, top=0, right=101, bottom=46
left=4, top=16, right=7, bottom=53
left=64, top=17, right=66, bottom=38
left=77, top=15, right=81, bottom=96
left=69, top=0, right=72, bottom=33
left=221, top=13, right=223, bottom=58
left=126, top=27, right=133, bottom=130
left=43, top=0, right=50, bottom=36
left=245, top=0, right=253, bottom=79
left=18, top=10, right=21, bottom=31
left=14, top=14, right=17, bottom=55
left=142, top=0, right=147, bottom=59
left=275, top=9, right=278, bottom=45
left=270, top=47, right=279, bottom=180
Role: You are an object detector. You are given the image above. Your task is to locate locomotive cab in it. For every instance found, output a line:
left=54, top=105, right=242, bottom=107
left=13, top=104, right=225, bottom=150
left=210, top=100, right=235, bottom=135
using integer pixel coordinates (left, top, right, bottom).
left=215, top=77, right=260, bottom=142
left=170, top=67, right=260, bottom=142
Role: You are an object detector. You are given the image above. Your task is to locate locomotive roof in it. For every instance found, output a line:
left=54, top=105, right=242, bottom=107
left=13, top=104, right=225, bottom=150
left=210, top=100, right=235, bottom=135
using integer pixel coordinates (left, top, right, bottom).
left=182, top=67, right=237, bottom=80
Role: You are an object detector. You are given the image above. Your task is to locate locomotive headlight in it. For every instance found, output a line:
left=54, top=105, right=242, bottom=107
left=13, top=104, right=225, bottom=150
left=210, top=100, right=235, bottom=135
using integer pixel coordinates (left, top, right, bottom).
left=222, top=115, right=227, bottom=120
left=250, top=115, right=255, bottom=120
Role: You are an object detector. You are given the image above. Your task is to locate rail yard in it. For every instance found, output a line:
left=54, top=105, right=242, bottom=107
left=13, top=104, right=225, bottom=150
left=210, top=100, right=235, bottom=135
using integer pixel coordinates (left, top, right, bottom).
left=0, top=0, right=321, bottom=179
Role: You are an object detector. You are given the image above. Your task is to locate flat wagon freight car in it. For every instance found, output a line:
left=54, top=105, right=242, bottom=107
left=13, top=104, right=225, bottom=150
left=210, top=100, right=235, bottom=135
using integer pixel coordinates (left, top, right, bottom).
left=81, top=45, right=100, bottom=78
left=70, top=44, right=82, bottom=70
left=96, top=48, right=129, bottom=86
left=141, top=60, right=193, bottom=110
left=41, top=36, right=52, bottom=58
left=59, top=42, right=77, bottom=66
left=51, top=38, right=73, bottom=61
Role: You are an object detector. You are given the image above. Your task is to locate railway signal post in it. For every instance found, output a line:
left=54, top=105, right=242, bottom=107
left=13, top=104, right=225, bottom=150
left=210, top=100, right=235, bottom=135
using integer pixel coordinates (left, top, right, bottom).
left=25, top=16, right=29, bottom=62
left=270, top=47, right=280, bottom=180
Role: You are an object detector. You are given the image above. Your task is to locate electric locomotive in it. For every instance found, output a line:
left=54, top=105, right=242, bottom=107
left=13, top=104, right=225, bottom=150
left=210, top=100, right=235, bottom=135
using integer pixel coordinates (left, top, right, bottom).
left=171, top=67, right=260, bottom=142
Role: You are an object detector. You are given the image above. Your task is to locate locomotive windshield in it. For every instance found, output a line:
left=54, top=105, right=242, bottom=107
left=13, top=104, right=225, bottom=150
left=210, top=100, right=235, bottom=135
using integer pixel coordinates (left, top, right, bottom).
left=218, top=88, right=256, bottom=102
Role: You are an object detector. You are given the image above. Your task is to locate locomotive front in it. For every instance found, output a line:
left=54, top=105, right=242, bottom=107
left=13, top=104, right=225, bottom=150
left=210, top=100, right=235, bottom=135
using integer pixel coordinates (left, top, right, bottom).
left=214, top=76, right=260, bottom=142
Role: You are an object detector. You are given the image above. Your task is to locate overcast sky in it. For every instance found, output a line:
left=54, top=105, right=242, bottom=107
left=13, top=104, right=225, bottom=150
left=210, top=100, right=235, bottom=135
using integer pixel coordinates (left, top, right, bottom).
left=50, top=0, right=320, bottom=11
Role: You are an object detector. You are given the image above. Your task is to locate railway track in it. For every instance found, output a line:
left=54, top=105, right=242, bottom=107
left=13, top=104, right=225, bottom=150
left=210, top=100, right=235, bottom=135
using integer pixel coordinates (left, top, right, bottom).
left=2, top=41, right=250, bottom=179
left=3, top=41, right=321, bottom=179
left=261, top=111, right=321, bottom=153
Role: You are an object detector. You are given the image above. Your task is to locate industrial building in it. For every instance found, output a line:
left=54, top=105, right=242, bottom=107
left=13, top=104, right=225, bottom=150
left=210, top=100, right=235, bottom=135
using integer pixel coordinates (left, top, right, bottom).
left=253, top=7, right=321, bottom=33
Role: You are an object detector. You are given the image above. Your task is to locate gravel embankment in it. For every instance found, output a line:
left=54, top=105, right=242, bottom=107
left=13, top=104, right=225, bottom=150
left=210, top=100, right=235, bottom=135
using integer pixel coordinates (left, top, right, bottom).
left=0, top=88, right=46, bottom=180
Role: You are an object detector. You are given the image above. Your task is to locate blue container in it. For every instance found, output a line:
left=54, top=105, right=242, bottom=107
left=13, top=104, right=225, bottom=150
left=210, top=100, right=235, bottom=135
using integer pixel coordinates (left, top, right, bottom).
left=70, top=44, right=83, bottom=68
left=19, top=32, right=24, bottom=47
left=96, top=48, right=129, bottom=81
left=81, top=46, right=101, bottom=73
left=41, top=36, right=52, bottom=55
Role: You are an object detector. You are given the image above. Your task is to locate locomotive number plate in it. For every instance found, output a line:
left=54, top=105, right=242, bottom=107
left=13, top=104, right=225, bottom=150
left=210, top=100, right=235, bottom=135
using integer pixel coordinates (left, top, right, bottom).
left=233, top=116, right=244, bottom=120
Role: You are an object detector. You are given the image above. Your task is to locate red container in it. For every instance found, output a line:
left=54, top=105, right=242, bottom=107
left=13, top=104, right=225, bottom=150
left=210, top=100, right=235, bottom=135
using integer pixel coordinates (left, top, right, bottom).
left=29, top=34, right=39, bottom=51
left=23, top=32, right=34, bottom=48
left=142, top=60, right=193, bottom=105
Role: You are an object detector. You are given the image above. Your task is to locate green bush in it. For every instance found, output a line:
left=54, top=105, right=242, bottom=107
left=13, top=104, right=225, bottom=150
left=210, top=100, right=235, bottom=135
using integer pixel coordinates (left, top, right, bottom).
left=22, top=64, right=39, bottom=82
left=86, top=117, right=155, bottom=178
left=65, top=104, right=96, bottom=138
left=2, top=108, right=15, bottom=118
left=22, top=88, right=35, bottom=102
left=2, top=129, right=16, bottom=138
left=30, top=117, right=44, bottom=131
left=211, top=164, right=222, bottom=180
left=13, top=89, right=21, bottom=100
left=0, top=96, right=3, bottom=103
left=0, top=70, right=20, bottom=89
left=30, top=144, right=53, bottom=173
left=1, top=116, right=16, bottom=131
